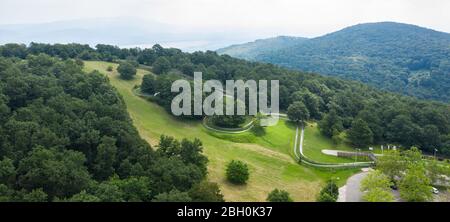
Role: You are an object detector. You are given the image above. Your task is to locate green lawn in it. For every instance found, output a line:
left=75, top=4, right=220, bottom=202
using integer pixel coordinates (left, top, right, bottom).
left=302, top=123, right=357, bottom=163
left=303, top=123, right=386, bottom=162
left=83, top=61, right=360, bottom=202
left=207, top=119, right=296, bottom=156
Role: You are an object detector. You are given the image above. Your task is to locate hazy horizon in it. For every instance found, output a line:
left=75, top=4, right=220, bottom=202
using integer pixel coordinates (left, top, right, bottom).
left=1, top=0, right=450, bottom=51
left=2, top=0, right=450, bottom=36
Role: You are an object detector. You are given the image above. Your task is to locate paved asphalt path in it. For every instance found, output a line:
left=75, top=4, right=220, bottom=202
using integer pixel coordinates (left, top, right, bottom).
left=338, top=169, right=371, bottom=202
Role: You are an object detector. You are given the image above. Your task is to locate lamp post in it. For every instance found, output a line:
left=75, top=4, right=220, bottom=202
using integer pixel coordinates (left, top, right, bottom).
left=434, top=149, right=438, bottom=159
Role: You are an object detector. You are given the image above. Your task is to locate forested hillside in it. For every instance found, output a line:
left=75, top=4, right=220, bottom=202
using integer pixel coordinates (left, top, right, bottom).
left=216, top=36, right=307, bottom=60
left=1, top=42, right=449, bottom=159
left=0, top=54, right=216, bottom=201
left=218, top=22, right=450, bottom=102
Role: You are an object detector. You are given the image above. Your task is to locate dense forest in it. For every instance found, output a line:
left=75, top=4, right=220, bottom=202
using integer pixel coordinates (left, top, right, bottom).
left=1, top=42, right=450, bottom=160
left=218, top=22, right=450, bottom=103
left=0, top=53, right=227, bottom=202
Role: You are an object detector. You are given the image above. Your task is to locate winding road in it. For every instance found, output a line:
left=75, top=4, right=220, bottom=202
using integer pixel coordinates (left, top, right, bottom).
left=338, top=168, right=371, bottom=202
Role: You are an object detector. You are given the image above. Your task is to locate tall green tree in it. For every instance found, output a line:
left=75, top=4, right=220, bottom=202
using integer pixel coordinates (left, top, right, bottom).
left=141, top=74, right=157, bottom=94
left=93, top=136, right=118, bottom=180
left=419, top=125, right=441, bottom=153
left=152, top=57, right=171, bottom=74
left=360, top=170, right=394, bottom=202
left=291, top=90, right=321, bottom=119
left=0, top=158, right=16, bottom=187
left=287, top=101, right=310, bottom=125
left=347, top=118, right=373, bottom=148
left=399, top=165, right=432, bottom=202
left=17, top=147, right=92, bottom=198
left=386, top=115, right=421, bottom=147
left=318, top=109, right=343, bottom=138
left=375, top=150, right=405, bottom=182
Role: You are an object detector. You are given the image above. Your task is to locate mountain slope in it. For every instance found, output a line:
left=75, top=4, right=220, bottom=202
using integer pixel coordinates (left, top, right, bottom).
left=218, top=22, right=450, bottom=102
left=216, top=36, right=307, bottom=60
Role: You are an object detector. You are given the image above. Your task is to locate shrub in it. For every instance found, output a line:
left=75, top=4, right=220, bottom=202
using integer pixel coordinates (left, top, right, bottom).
left=226, top=160, right=249, bottom=185
left=317, top=179, right=339, bottom=202
left=266, top=189, right=293, bottom=202
left=117, top=62, right=136, bottom=79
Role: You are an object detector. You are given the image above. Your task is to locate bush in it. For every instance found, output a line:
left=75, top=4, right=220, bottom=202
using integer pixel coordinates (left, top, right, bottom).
left=317, top=179, right=339, bottom=202
left=317, top=192, right=336, bottom=202
left=117, top=62, right=136, bottom=79
left=226, top=160, right=249, bottom=185
left=211, top=115, right=246, bottom=128
left=266, top=189, right=293, bottom=202
left=107, top=66, right=113, bottom=72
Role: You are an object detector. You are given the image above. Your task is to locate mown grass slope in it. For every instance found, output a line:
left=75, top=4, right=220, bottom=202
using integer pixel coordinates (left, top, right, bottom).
left=83, top=61, right=359, bottom=201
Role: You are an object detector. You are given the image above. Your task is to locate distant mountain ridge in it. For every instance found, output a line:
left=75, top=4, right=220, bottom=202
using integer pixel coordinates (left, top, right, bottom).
left=0, top=17, right=259, bottom=52
left=217, top=36, right=307, bottom=60
left=217, top=22, right=450, bottom=102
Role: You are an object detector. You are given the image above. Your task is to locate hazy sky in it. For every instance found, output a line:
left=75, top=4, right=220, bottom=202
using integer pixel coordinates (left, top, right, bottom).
left=1, top=0, right=449, bottom=37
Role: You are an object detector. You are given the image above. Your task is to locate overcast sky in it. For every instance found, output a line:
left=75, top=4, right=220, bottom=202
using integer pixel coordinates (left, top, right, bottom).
left=1, top=0, right=449, bottom=37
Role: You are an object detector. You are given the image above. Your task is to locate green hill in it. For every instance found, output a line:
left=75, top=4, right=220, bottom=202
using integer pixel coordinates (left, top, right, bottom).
left=218, top=22, right=450, bottom=102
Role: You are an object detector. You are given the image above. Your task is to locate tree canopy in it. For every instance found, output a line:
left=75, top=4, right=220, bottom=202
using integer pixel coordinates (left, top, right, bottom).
left=0, top=55, right=217, bottom=201
left=360, top=170, right=394, bottom=202
left=287, top=101, right=310, bottom=125
left=347, top=119, right=374, bottom=148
